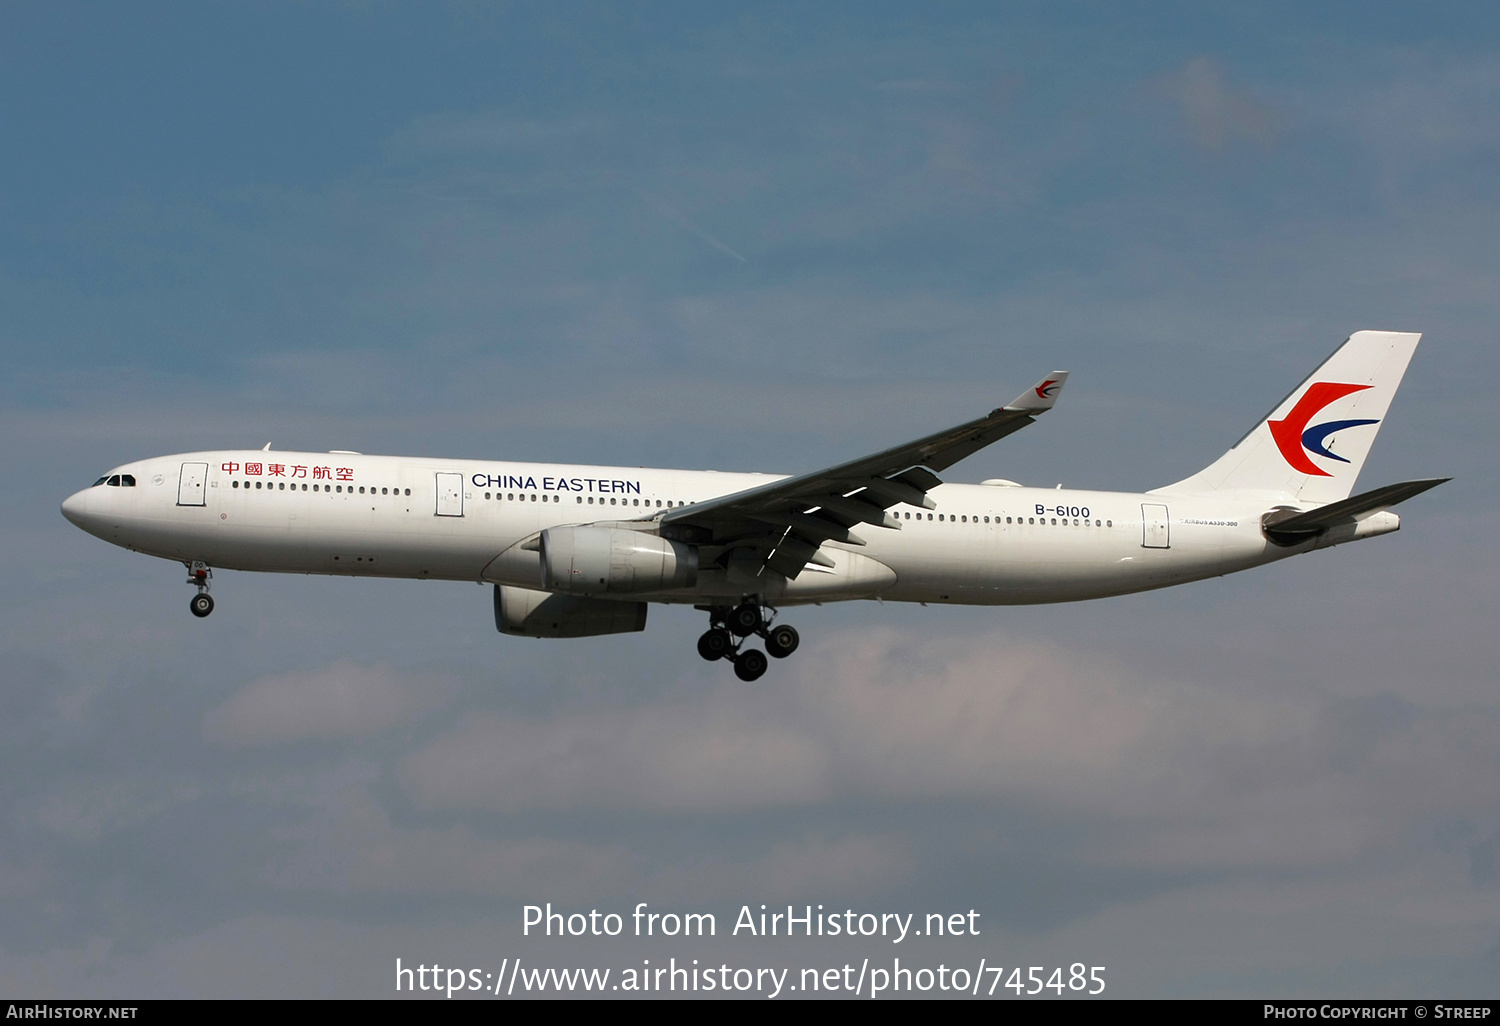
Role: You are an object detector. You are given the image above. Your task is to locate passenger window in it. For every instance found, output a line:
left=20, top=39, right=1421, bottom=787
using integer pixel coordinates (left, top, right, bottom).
left=279, top=482, right=286, bottom=490
left=233, top=480, right=240, bottom=488
left=404, top=489, right=411, bottom=496
left=577, top=496, right=583, bottom=503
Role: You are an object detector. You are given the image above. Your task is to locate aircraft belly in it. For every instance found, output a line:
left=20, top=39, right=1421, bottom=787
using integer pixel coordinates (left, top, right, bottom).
left=115, top=499, right=505, bottom=580
left=686, top=547, right=898, bottom=602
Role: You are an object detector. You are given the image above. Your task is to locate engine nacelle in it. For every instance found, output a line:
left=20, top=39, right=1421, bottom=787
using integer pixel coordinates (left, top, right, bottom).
left=494, top=585, right=646, bottom=638
left=540, top=526, right=697, bottom=595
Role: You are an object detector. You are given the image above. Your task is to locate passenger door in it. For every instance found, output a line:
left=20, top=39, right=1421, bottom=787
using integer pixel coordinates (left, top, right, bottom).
left=1141, top=503, right=1170, bottom=548
left=435, top=473, right=464, bottom=517
left=177, top=462, right=208, bottom=506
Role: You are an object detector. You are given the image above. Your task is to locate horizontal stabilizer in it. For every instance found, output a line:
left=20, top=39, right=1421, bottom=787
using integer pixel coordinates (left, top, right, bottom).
left=1262, top=477, right=1449, bottom=544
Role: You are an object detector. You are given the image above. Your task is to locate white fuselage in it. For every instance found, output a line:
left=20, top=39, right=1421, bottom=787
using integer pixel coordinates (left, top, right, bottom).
left=61, top=449, right=1391, bottom=608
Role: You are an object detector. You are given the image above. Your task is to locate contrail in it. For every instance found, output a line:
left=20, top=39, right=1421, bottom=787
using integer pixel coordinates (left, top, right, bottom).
left=638, top=190, right=749, bottom=263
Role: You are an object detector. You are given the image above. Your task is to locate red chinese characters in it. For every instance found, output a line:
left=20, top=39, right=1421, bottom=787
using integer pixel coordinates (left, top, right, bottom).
left=218, top=461, right=345, bottom=480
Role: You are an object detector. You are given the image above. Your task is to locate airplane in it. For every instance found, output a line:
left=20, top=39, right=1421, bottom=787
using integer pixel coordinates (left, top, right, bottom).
left=61, top=330, right=1445, bottom=681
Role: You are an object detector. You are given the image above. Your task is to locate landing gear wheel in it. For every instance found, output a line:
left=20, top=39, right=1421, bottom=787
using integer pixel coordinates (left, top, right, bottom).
left=190, top=593, right=214, bottom=618
left=765, top=624, right=799, bottom=659
left=733, top=648, right=768, bottom=682
left=697, top=628, right=732, bottom=661
left=728, top=603, right=763, bottom=637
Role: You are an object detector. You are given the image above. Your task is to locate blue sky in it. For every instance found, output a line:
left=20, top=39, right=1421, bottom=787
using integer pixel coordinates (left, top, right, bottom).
left=3, top=2, right=1498, bottom=997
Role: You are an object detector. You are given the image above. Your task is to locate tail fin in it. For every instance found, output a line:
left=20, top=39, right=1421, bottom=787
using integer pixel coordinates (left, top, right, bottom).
left=1154, top=330, right=1421, bottom=503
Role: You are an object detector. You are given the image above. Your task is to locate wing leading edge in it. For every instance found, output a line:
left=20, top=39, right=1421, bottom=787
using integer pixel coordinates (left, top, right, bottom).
left=658, top=372, right=1068, bottom=583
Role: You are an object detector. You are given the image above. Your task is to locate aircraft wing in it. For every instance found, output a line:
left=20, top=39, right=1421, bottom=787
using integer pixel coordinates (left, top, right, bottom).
left=658, top=372, right=1068, bottom=581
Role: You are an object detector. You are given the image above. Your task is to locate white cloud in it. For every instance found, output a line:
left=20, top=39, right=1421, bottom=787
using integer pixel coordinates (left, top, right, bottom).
left=203, top=660, right=455, bottom=746
left=256, top=761, right=911, bottom=903
left=262, top=763, right=633, bottom=899
left=399, top=703, right=833, bottom=815
left=398, top=624, right=1500, bottom=880
left=1156, top=57, right=1278, bottom=152
left=31, top=776, right=202, bottom=843
left=642, top=834, right=915, bottom=905
left=399, top=626, right=1259, bottom=818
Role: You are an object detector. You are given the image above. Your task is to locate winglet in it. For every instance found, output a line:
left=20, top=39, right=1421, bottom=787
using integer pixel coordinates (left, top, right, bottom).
left=1005, top=372, right=1069, bottom=412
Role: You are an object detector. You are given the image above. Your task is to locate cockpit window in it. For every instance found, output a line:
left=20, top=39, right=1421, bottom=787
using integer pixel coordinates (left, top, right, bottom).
left=106, top=475, right=122, bottom=486
left=120, top=474, right=136, bottom=486
left=93, top=477, right=108, bottom=487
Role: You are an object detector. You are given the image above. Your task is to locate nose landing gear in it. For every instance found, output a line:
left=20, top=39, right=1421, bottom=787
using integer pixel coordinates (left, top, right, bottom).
left=696, top=600, right=798, bottom=680
left=186, top=561, right=214, bottom=618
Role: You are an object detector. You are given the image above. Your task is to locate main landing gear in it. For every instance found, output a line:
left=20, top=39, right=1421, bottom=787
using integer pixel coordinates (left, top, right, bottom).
left=186, top=561, right=215, bottom=618
left=696, top=600, right=800, bottom=681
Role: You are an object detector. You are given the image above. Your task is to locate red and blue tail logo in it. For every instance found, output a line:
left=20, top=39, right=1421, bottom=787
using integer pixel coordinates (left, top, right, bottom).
left=1269, top=382, right=1380, bottom=477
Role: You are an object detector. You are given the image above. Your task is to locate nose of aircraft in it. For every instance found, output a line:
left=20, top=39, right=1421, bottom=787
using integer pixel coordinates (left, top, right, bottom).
left=60, top=488, right=91, bottom=528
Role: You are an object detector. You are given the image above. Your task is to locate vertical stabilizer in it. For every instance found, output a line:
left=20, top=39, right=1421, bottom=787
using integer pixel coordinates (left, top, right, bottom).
left=1154, top=331, right=1420, bottom=504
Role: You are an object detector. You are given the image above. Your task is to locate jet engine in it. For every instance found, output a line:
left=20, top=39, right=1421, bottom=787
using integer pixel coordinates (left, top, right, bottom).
left=494, top=585, right=646, bottom=638
left=539, top=526, right=697, bottom=595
